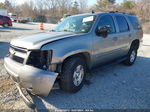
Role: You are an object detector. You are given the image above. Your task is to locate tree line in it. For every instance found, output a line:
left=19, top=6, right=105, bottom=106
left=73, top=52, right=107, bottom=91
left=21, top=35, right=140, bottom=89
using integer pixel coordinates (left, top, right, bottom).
left=0, top=0, right=150, bottom=23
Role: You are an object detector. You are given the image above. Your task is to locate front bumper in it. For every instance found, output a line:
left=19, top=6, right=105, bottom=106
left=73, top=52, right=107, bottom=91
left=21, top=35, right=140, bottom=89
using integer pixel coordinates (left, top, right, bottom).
left=4, top=57, right=58, bottom=96
left=16, top=82, right=36, bottom=109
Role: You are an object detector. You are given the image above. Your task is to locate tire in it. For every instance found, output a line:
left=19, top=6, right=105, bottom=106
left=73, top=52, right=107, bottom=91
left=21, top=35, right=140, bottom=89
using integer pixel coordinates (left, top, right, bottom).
left=123, top=45, right=137, bottom=66
left=3, top=23, right=9, bottom=28
left=60, top=56, right=86, bottom=93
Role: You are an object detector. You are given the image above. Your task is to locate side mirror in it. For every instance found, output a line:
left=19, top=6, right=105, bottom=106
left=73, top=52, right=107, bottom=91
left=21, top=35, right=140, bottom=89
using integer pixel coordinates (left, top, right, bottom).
left=96, top=25, right=111, bottom=38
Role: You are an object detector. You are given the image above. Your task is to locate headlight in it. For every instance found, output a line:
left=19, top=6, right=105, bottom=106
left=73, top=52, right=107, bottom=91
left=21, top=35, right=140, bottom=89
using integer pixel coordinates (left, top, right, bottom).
left=27, top=50, right=52, bottom=70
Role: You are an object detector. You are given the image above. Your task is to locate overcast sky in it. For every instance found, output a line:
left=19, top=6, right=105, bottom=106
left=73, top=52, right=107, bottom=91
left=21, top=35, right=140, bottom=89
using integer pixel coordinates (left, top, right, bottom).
left=0, top=0, right=124, bottom=6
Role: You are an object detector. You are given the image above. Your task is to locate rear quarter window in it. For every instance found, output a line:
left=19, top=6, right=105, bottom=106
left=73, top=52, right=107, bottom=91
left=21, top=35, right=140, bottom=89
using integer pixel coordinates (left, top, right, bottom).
left=128, top=16, right=142, bottom=30
left=115, top=15, right=130, bottom=32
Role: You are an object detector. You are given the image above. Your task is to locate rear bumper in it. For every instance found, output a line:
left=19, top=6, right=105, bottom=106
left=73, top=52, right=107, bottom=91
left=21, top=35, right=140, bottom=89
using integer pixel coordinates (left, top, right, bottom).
left=4, top=56, right=58, bottom=96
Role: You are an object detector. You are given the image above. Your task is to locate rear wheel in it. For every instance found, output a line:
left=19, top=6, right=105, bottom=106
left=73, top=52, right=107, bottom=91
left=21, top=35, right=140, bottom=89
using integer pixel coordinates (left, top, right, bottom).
left=123, top=45, right=137, bottom=66
left=60, top=56, right=86, bottom=93
left=3, top=23, right=9, bottom=28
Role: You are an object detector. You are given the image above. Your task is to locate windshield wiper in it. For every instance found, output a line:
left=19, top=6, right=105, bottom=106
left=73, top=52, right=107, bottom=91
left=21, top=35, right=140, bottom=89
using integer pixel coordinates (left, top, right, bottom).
left=50, top=29, right=56, bottom=32
left=62, top=29, right=74, bottom=33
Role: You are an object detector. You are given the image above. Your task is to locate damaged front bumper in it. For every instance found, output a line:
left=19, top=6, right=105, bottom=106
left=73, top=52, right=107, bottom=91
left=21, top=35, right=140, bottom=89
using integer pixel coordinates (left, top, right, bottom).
left=4, top=57, right=58, bottom=96
left=15, top=82, right=36, bottom=109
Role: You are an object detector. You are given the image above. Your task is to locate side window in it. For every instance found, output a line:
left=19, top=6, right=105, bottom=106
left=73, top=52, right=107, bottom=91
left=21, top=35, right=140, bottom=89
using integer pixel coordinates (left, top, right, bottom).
left=5, top=17, right=10, bottom=20
left=128, top=16, right=142, bottom=30
left=115, top=16, right=129, bottom=32
left=97, top=15, right=116, bottom=33
left=0, top=16, right=3, bottom=19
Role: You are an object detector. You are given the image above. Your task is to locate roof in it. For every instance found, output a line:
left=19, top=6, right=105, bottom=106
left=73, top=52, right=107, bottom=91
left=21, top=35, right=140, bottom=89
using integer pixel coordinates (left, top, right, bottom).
left=71, top=11, right=134, bottom=17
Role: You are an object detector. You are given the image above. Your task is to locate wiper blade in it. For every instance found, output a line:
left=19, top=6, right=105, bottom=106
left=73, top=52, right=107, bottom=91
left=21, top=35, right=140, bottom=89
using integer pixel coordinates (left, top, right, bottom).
left=62, top=30, right=73, bottom=32
left=50, top=29, right=56, bottom=32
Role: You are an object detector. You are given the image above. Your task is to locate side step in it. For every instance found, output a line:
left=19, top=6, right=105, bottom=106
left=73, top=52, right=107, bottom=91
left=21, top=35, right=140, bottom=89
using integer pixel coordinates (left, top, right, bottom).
left=91, top=57, right=127, bottom=73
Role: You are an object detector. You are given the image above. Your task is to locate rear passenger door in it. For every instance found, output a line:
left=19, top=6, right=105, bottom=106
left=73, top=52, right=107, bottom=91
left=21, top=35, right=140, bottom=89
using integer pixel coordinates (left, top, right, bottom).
left=114, top=15, right=131, bottom=57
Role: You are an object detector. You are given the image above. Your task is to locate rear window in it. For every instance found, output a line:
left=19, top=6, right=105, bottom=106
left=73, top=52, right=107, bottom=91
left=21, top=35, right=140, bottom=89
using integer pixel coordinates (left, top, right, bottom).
left=128, top=16, right=142, bottom=30
left=115, top=16, right=129, bottom=32
left=5, top=17, right=10, bottom=20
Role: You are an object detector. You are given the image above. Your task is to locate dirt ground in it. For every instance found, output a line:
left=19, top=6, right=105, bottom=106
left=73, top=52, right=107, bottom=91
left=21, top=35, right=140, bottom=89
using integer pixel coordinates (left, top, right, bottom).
left=0, top=22, right=150, bottom=111
left=0, top=22, right=55, bottom=110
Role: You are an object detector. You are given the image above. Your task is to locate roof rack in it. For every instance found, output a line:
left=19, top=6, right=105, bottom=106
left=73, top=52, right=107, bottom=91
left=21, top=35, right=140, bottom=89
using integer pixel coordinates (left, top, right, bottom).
left=109, top=11, right=129, bottom=14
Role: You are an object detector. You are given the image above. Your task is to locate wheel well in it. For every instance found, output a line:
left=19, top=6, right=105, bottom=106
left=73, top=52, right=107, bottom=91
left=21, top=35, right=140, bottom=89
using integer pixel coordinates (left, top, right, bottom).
left=60, top=52, right=91, bottom=73
left=131, top=39, right=140, bottom=50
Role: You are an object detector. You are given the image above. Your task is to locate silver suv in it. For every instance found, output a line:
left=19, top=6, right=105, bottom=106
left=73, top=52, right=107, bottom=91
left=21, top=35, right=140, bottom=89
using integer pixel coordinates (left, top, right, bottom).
left=4, top=11, right=143, bottom=105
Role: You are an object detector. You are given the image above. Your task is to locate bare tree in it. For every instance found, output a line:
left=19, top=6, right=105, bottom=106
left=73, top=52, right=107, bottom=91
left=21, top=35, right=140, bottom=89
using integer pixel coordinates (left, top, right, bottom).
left=42, top=0, right=59, bottom=16
left=78, top=0, right=88, bottom=13
left=57, top=0, right=72, bottom=16
left=20, top=1, right=34, bottom=17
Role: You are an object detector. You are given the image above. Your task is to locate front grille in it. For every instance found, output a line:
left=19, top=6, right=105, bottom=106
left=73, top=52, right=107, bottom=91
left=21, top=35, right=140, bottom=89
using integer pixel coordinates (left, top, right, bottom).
left=9, top=45, right=27, bottom=64
left=11, top=55, right=24, bottom=63
left=10, top=45, right=27, bottom=54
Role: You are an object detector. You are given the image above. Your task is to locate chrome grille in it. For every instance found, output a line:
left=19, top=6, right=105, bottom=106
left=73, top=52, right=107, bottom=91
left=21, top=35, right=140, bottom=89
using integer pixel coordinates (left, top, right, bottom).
left=11, top=55, right=24, bottom=63
left=10, top=45, right=27, bottom=54
left=9, top=45, right=27, bottom=64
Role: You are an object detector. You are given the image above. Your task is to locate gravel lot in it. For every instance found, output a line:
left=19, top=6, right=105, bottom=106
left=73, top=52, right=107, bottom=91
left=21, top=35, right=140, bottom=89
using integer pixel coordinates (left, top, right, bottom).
left=0, top=23, right=150, bottom=111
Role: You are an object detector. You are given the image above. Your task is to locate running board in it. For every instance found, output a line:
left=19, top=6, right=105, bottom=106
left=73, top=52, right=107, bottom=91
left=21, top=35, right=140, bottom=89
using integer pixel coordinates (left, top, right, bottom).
left=91, top=57, right=127, bottom=73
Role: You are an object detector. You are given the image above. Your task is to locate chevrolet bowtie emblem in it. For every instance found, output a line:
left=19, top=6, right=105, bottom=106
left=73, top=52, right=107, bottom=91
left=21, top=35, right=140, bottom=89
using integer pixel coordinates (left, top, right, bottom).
left=10, top=48, right=16, bottom=55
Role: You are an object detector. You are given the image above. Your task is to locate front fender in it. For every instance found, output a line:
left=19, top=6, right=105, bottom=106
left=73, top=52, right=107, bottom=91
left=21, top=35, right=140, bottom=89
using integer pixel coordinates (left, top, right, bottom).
left=52, top=49, right=91, bottom=64
left=41, top=34, right=92, bottom=64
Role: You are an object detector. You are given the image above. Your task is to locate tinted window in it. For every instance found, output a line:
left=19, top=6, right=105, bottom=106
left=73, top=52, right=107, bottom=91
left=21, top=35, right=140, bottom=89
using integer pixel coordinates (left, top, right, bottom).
left=128, top=16, right=142, bottom=30
left=98, top=15, right=116, bottom=33
left=5, top=17, right=10, bottom=20
left=0, top=15, right=3, bottom=19
left=115, top=16, right=129, bottom=32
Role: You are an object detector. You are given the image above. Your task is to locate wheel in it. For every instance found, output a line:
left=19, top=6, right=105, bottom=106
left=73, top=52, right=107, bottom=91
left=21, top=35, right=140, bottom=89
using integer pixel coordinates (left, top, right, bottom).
left=123, top=45, right=137, bottom=66
left=60, top=56, right=86, bottom=93
left=3, top=23, right=9, bottom=28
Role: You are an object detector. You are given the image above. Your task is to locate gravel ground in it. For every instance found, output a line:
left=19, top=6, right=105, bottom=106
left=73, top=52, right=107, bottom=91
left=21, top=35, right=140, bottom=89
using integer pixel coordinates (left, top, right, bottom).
left=0, top=22, right=55, bottom=110
left=0, top=23, right=150, bottom=111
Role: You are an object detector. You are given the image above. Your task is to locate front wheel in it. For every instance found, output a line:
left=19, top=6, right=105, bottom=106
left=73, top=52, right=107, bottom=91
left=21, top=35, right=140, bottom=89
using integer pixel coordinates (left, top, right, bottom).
left=123, top=46, right=137, bottom=66
left=3, top=23, right=9, bottom=28
left=60, top=56, right=86, bottom=93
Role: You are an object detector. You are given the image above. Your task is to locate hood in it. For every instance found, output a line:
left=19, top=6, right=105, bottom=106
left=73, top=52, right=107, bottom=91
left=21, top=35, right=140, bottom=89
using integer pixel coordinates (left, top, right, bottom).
left=10, top=32, right=77, bottom=49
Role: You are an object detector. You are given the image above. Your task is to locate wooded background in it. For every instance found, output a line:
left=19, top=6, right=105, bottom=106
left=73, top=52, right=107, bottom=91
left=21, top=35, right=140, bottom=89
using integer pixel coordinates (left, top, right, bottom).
left=0, top=0, right=150, bottom=23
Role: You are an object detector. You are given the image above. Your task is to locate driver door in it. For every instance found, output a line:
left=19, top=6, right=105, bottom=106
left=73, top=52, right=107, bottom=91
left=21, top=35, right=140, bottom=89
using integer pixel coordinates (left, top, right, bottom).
left=93, top=15, right=120, bottom=66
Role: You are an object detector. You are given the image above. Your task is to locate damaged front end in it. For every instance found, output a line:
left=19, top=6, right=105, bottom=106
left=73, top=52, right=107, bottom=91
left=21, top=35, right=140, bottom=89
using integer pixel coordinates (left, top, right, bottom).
left=4, top=46, right=58, bottom=97
left=27, top=50, right=52, bottom=70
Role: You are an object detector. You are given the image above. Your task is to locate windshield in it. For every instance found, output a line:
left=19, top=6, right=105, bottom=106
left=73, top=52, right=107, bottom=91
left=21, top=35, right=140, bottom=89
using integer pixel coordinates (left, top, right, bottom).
left=54, top=15, right=96, bottom=33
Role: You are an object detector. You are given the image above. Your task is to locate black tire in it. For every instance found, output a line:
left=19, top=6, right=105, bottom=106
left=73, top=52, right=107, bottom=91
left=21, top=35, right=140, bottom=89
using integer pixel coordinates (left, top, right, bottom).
left=123, top=45, right=137, bottom=66
left=3, top=23, right=9, bottom=28
left=60, top=56, right=86, bottom=93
